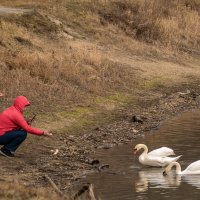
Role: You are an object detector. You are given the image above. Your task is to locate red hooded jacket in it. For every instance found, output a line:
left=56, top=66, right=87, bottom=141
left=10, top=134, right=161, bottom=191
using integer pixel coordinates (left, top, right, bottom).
left=0, top=96, right=44, bottom=136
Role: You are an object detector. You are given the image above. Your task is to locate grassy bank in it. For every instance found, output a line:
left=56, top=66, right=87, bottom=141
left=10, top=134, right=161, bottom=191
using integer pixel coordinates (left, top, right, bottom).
left=0, top=0, right=199, bottom=133
left=0, top=182, right=65, bottom=200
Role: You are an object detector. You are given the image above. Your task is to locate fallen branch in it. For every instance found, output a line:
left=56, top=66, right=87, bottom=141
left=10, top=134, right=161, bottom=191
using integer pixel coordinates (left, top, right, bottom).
left=44, top=174, right=63, bottom=196
left=74, top=184, right=89, bottom=199
left=88, top=184, right=97, bottom=200
left=74, top=183, right=97, bottom=200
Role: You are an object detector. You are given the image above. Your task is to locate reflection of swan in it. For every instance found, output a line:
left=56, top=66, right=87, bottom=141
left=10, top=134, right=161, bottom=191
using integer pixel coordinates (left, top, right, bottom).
left=163, top=161, right=200, bottom=175
left=135, top=168, right=181, bottom=192
left=183, top=175, right=200, bottom=189
left=134, top=144, right=181, bottom=167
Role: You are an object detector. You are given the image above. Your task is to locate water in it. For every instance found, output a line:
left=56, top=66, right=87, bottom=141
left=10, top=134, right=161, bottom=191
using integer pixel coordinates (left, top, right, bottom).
left=86, top=110, right=200, bottom=200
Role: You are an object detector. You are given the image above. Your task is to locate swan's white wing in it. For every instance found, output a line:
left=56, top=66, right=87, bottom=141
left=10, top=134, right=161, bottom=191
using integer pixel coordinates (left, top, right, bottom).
left=148, top=147, right=175, bottom=157
left=185, top=160, right=200, bottom=172
left=140, top=155, right=164, bottom=167
left=139, top=153, right=181, bottom=167
left=145, top=155, right=181, bottom=167
left=162, top=156, right=182, bottom=165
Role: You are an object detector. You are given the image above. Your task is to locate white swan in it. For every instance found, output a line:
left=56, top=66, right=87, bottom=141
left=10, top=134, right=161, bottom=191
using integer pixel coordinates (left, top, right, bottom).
left=163, top=161, right=200, bottom=175
left=134, top=144, right=181, bottom=167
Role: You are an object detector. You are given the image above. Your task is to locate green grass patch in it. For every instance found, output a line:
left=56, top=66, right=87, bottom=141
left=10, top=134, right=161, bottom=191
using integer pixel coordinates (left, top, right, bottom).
left=57, top=93, right=133, bottom=133
left=139, top=77, right=166, bottom=90
left=59, top=106, right=93, bottom=118
left=95, top=92, right=132, bottom=105
left=36, top=92, right=134, bottom=134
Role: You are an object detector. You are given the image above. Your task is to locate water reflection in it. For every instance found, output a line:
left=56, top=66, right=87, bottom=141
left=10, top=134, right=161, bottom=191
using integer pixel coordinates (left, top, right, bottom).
left=135, top=169, right=181, bottom=192
left=86, top=110, right=200, bottom=200
left=135, top=168, right=200, bottom=193
left=182, top=175, right=200, bottom=189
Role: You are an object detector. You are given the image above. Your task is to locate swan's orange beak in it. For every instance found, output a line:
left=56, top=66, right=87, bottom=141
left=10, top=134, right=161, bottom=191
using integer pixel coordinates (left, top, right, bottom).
left=133, top=148, right=137, bottom=155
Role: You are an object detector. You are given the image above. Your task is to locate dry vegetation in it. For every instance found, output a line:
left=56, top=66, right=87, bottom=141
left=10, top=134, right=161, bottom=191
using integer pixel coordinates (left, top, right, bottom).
left=0, top=0, right=199, bottom=106
left=0, top=182, right=65, bottom=200
left=0, top=0, right=199, bottom=130
left=97, top=0, right=200, bottom=50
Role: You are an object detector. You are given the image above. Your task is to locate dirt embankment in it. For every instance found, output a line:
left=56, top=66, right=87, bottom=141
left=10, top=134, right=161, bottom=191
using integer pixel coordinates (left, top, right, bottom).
left=0, top=80, right=200, bottom=199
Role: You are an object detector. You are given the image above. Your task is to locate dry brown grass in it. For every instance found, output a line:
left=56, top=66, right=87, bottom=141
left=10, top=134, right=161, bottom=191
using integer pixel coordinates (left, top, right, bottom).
left=0, top=0, right=199, bottom=121
left=97, top=0, right=200, bottom=51
left=0, top=182, right=66, bottom=200
left=0, top=181, right=98, bottom=200
left=1, top=0, right=199, bottom=51
left=0, top=0, right=199, bottom=118
left=0, top=15, right=135, bottom=114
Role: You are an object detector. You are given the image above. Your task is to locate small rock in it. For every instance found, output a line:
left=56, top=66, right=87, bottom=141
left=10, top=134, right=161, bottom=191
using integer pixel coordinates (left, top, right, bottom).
left=130, top=115, right=144, bottom=124
left=98, top=164, right=110, bottom=171
left=191, top=91, right=199, bottom=99
left=196, top=96, right=200, bottom=105
left=132, top=128, right=139, bottom=133
left=91, top=159, right=100, bottom=166
left=93, top=127, right=100, bottom=131
left=85, top=158, right=100, bottom=166
left=102, top=133, right=107, bottom=137
left=53, top=149, right=59, bottom=155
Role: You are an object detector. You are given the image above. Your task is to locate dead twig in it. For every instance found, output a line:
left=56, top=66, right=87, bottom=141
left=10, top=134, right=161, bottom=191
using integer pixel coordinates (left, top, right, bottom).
left=44, top=174, right=63, bottom=196
left=74, top=183, right=97, bottom=200
left=88, top=184, right=96, bottom=200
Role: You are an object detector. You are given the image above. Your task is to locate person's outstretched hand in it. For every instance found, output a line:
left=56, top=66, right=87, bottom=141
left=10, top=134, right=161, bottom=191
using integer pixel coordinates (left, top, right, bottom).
left=43, top=131, right=53, bottom=136
left=0, top=92, right=4, bottom=97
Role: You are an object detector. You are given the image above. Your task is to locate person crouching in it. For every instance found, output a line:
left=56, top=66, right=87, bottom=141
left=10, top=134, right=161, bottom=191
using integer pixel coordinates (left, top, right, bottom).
left=0, top=96, right=52, bottom=157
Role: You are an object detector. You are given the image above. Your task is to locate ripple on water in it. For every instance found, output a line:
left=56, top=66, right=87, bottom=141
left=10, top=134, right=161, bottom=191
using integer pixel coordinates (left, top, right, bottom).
left=86, top=110, right=200, bottom=200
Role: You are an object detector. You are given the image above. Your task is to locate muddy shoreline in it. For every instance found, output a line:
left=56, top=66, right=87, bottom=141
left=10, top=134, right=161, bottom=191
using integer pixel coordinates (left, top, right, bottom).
left=54, top=83, right=200, bottom=193
left=0, top=82, right=200, bottom=198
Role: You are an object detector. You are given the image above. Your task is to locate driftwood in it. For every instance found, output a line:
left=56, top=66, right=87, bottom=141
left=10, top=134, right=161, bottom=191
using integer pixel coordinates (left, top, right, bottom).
left=44, top=175, right=98, bottom=200
left=44, top=174, right=63, bottom=196
left=74, top=183, right=97, bottom=200
left=88, top=184, right=96, bottom=200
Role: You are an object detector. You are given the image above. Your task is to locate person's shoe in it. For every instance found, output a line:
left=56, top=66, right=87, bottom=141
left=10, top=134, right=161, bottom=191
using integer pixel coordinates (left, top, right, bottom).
left=0, top=147, right=14, bottom=157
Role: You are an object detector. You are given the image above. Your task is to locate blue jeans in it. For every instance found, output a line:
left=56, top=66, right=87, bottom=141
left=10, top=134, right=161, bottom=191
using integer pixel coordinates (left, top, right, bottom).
left=0, top=130, right=27, bottom=152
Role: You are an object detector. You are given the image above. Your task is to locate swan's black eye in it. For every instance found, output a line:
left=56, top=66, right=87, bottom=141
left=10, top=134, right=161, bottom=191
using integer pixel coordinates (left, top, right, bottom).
left=134, top=148, right=137, bottom=151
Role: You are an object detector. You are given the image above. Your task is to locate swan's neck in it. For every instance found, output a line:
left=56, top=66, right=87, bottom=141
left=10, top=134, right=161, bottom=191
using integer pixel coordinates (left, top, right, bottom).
left=141, top=144, right=148, bottom=155
left=173, top=162, right=182, bottom=174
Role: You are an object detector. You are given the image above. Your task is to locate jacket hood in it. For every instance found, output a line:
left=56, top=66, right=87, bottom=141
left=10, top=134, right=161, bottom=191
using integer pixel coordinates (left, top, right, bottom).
left=13, top=96, right=30, bottom=112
